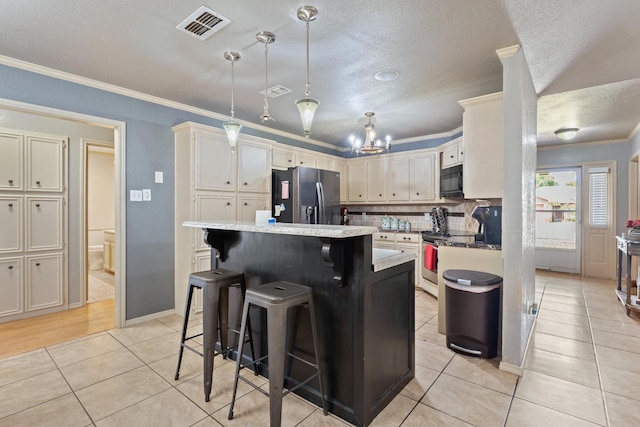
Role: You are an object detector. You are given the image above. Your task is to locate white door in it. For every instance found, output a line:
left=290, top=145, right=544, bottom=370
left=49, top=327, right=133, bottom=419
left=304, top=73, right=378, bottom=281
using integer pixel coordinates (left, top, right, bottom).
left=582, top=164, right=615, bottom=278
left=535, top=168, right=581, bottom=274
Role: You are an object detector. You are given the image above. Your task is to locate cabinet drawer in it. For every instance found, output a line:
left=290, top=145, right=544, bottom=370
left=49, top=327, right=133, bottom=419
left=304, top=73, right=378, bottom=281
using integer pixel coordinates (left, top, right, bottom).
left=374, top=232, right=395, bottom=242
left=395, top=233, right=421, bottom=244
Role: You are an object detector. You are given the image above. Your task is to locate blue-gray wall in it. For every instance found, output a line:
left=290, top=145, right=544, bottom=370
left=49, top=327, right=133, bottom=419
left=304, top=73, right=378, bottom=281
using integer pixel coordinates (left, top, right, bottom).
left=537, top=141, right=630, bottom=239
left=0, top=63, right=455, bottom=320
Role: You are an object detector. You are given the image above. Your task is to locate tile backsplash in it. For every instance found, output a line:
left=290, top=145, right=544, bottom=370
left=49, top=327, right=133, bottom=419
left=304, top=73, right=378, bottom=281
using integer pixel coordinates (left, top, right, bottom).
left=345, top=199, right=501, bottom=233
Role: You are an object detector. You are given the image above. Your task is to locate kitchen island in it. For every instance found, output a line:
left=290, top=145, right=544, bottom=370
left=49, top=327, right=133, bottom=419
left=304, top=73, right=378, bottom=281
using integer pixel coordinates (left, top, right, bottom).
left=183, top=220, right=415, bottom=426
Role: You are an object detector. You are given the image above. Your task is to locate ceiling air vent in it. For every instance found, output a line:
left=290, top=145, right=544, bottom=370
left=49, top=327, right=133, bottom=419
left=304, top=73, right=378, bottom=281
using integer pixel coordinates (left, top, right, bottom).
left=259, top=85, right=293, bottom=98
left=177, top=6, right=231, bottom=40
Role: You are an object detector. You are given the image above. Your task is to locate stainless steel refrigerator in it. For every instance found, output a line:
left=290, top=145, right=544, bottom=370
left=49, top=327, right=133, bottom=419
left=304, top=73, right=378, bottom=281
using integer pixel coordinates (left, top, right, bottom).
left=272, top=166, right=341, bottom=225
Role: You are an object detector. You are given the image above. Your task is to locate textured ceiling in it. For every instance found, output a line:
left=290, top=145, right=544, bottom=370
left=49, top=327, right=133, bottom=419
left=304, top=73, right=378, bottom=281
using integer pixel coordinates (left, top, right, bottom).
left=0, top=0, right=639, bottom=148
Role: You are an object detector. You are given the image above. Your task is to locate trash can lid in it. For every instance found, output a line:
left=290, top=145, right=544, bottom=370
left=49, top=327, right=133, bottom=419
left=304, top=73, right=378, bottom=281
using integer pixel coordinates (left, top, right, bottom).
left=443, top=269, right=502, bottom=287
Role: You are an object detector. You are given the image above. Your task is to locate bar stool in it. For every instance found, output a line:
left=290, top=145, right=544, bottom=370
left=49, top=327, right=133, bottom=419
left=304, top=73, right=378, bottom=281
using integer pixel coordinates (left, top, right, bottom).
left=174, top=269, right=256, bottom=402
left=228, top=281, right=327, bottom=426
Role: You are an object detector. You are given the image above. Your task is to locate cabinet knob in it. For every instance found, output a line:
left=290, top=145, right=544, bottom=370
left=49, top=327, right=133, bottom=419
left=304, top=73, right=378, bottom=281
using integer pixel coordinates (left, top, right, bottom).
left=416, top=192, right=419, bottom=196
left=450, top=155, right=454, bottom=159
left=379, top=193, right=382, bottom=197
left=35, top=263, right=40, bottom=266
left=226, top=181, right=231, bottom=184
left=8, top=265, right=13, bottom=270
left=392, top=193, right=396, bottom=196
left=226, top=202, right=231, bottom=206
left=288, top=159, right=292, bottom=163
left=36, top=180, right=41, bottom=185
left=244, top=202, right=248, bottom=206
left=359, top=194, right=362, bottom=198
left=300, top=161, right=304, bottom=164
left=244, top=182, right=248, bottom=186
left=35, top=203, right=40, bottom=208
left=8, top=179, right=13, bottom=184
left=8, top=203, right=12, bottom=207
left=460, top=151, right=463, bottom=155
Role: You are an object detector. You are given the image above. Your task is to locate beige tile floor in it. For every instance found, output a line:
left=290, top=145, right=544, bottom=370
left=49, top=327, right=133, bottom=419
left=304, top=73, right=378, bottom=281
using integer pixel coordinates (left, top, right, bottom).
left=88, top=270, right=115, bottom=303
left=1, top=271, right=639, bottom=426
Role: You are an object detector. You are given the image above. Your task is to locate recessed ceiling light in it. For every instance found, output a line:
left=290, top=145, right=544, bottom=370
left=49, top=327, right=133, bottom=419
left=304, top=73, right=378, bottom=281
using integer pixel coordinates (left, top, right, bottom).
left=554, top=128, right=579, bottom=141
left=374, top=69, right=399, bottom=82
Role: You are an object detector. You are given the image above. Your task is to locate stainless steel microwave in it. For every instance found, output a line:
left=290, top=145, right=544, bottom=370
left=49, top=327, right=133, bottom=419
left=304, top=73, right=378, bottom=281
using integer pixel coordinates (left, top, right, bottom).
left=440, top=164, right=464, bottom=198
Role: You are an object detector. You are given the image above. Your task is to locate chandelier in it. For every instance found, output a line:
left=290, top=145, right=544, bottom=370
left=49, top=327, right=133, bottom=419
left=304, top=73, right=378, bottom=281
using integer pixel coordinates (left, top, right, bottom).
left=349, top=112, right=391, bottom=156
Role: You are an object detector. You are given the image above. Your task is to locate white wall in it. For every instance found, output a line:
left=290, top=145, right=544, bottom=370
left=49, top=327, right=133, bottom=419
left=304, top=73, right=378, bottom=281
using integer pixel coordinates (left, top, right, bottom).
left=499, top=46, right=537, bottom=372
left=0, top=108, right=114, bottom=305
left=87, top=148, right=115, bottom=247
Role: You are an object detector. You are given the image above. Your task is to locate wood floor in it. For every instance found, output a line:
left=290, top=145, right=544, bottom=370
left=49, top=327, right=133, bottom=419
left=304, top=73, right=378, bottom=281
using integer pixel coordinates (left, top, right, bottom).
left=0, top=299, right=115, bottom=359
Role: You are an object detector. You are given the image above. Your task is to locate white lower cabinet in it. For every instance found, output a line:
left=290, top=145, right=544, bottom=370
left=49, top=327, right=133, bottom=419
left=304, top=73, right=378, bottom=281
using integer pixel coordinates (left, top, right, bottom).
left=194, top=193, right=235, bottom=251
left=25, top=253, right=64, bottom=312
left=0, top=257, right=23, bottom=317
left=26, top=196, right=63, bottom=251
left=374, top=232, right=422, bottom=287
left=103, top=230, right=115, bottom=273
left=238, top=194, right=270, bottom=222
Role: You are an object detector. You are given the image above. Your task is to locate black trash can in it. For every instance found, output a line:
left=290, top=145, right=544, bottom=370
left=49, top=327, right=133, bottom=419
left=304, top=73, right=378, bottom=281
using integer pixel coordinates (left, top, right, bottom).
left=444, top=269, right=502, bottom=359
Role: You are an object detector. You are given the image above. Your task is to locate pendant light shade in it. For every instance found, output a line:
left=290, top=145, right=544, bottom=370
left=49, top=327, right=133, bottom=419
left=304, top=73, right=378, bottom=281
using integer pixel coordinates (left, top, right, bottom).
left=223, top=51, right=242, bottom=152
left=296, top=6, right=319, bottom=138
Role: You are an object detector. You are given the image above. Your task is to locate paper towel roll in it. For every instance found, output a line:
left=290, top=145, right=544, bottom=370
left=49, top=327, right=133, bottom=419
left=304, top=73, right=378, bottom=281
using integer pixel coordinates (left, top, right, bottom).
left=255, top=210, right=271, bottom=224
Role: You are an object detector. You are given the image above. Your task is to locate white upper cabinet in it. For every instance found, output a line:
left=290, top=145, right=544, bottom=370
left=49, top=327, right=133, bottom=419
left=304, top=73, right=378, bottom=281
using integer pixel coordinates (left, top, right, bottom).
left=26, top=135, right=64, bottom=192
left=272, top=148, right=295, bottom=169
left=441, top=139, right=463, bottom=168
left=26, top=196, right=63, bottom=252
left=347, top=161, right=367, bottom=202
left=410, top=153, right=437, bottom=201
left=459, top=92, right=503, bottom=199
left=296, top=152, right=316, bottom=168
left=238, top=194, right=270, bottom=222
left=315, top=156, right=333, bottom=171
left=388, top=156, right=410, bottom=201
left=237, top=138, right=271, bottom=193
left=334, top=159, right=347, bottom=203
left=0, top=130, right=23, bottom=191
left=366, top=158, right=388, bottom=202
left=194, top=130, right=236, bottom=192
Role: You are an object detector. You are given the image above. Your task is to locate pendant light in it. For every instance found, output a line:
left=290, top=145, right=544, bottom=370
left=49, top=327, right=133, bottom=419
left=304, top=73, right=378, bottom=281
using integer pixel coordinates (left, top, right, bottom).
left=349, top=112, right=391, bottom=156
left=295, top=5, right=319, bottom=138
left=222, top=51, right=242, bottom=153
left=256, top=31, right=276, bottom=122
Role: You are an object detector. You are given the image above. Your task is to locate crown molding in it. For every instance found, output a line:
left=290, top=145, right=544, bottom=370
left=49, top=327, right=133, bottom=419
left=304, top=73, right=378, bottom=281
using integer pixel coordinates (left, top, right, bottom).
left=0, top=54, right=341, bottom=151
left=458, top=91, right=503, bottom=108
left=629, top=120, right=640, bottom=140
left=496, top=44, right=521, bottom=61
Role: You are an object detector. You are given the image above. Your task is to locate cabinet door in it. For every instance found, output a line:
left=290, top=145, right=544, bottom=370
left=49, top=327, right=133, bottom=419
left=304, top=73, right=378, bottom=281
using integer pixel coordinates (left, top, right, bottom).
left=26, top=196, right=63, bottom=252
left=0, top=130, right=23, bottom=191
left=194, top=193, right=235, bottom=251
left=395, top=242, right=420, bottom=287
left=442, top=144, right=460, bottom=168
left=26, top=135, right=64, bottom=192
left=367, top=158, right=388, bottom=202
left=296, top=152, right=316, bottom=167
left=347, top=161, right=367, bottom=202
left=238, top=194, right=270, bottom=222
left=272, top=148, right=295, bottom=169
left=194, top=130, right=236, bottom=191
left=373, top=241, right=396, bottom=250
left=0, top=196, right=22, bottom=253
left=315, top=156, right=333, bottom=171
left=388, top=156, right=410, bottom=201
left=0, top=257, right=23, bottom=317
left=410, top=153, right=436, bottom=201
left=237, top=140, right=271, bottom=193
left=26, top=253, right=63, bottom=311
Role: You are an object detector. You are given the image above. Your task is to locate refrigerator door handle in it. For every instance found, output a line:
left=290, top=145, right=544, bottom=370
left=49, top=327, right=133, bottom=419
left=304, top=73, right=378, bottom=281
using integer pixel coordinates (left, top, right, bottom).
left=316, top=182, right=325, bottom=224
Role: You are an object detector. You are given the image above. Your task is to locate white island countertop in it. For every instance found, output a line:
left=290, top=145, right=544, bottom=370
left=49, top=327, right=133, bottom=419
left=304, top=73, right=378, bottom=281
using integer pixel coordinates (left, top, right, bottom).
left=183, top=220, right=379, bottom=239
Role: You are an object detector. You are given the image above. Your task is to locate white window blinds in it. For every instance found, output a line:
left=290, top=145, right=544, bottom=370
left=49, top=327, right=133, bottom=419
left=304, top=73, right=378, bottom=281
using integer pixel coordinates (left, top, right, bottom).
left=588, top=167, right=609, bottom=228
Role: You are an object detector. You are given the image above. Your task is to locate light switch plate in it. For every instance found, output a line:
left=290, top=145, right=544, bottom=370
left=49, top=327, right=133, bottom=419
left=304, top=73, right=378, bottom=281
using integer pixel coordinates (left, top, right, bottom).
left=130, top=190, right=143, bottom=201
left=154, top=171, right=163, bottom=184
left=143, top=189, right=151, bottom=201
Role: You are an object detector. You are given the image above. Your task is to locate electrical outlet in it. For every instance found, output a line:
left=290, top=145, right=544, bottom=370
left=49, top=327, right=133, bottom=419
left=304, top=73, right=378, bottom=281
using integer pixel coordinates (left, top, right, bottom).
left=142, top=189, right=151, bottom=201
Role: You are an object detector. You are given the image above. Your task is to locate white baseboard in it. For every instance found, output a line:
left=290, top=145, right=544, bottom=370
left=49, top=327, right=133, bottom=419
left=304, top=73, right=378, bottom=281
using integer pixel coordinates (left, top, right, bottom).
left=68, top=302, right=84, bottom=309
left=124, top=309, right=175, bottom=327
left=499, top=361, right=524, bottom=376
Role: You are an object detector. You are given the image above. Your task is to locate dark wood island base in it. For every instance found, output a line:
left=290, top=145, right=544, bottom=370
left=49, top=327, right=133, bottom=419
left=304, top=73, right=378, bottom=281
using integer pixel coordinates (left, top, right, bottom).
left=186, top=222, right=415, bottom=426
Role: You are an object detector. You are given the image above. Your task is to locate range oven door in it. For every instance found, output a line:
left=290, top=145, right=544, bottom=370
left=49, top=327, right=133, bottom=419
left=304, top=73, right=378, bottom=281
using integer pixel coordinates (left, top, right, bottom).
left=422, top=242, right=438, bottom=284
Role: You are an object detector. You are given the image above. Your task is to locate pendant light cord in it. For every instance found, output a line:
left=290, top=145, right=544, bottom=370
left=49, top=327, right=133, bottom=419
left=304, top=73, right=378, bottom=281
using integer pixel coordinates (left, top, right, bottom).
left=305, top=20, right=311, bottom=98
left=230, top=59, right=236, bottom=120
left=263, top=42, right=270, bottom=111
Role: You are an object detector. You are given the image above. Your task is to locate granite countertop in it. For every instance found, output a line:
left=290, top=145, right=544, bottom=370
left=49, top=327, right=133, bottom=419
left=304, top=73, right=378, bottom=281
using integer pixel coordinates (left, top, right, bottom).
left=183, top=220, right=379, bottom=239
left=428, top=235, right=501, bottom=250
left=371, top=248, right=415, bottom=272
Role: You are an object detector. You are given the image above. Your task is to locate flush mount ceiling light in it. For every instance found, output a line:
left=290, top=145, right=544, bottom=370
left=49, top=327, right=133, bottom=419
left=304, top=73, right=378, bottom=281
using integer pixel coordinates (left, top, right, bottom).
left=222, top=51, right=242, bottom=152
left=555, top=128, right=579, bottom=141
left=374, top=69, right=400, bottom=82
left=257, top=31, right=276, bottom=122
left=295, top=5, right=319, bottom=138
left=349, top=112, right=391, bottom=156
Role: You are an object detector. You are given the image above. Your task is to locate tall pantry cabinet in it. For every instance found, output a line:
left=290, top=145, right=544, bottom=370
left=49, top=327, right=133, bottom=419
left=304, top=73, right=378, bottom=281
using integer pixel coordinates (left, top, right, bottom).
left=0, top=128, right=68, bottom=322
left=173, top=122, right=271, bottom=313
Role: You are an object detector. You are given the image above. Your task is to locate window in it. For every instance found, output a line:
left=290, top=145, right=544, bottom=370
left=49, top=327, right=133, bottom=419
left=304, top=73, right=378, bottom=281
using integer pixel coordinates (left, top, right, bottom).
left=588, top=167, right=609, bottom=228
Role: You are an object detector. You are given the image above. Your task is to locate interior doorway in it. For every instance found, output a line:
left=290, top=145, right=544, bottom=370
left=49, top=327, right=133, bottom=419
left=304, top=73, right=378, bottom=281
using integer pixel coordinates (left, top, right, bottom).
left=84, top=141, right=115, bottom=304
left=535, top=167, right=582, bottom=274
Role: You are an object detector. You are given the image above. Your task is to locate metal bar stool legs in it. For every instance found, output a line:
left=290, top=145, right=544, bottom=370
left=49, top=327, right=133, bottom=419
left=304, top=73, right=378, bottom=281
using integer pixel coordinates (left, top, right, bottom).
left=228, top=281, right=327, bottom=426
left=174, top=269, right=256, bottom=402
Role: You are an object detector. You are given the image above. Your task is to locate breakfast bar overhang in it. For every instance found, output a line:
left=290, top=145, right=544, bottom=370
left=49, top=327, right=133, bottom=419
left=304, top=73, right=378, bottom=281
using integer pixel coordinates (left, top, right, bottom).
left=183, top=221, right=415, bottom=426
